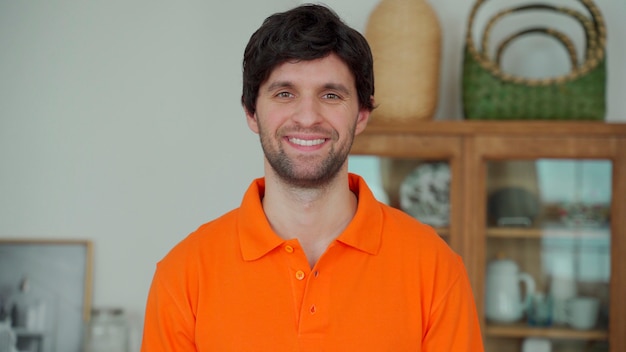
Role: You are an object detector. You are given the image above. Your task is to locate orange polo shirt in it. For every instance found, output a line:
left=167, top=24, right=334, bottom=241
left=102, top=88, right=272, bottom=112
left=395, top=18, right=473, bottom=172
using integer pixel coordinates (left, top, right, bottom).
left=141, top=174, right=483, bottom=351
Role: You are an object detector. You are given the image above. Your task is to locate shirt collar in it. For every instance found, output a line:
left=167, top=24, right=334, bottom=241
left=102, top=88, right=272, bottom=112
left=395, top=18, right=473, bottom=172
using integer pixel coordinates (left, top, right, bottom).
left=237, top=173, right=384, bottom=261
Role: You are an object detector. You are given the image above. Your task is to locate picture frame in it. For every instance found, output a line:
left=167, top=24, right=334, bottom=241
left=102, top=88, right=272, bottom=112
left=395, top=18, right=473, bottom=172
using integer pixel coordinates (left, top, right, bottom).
left=0, top=239, right=93, bottom=352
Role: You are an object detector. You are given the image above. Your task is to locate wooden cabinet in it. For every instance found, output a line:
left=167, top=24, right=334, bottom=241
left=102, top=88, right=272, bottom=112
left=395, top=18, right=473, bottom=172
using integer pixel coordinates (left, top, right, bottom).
left=350, top=121, right=626, bottom=352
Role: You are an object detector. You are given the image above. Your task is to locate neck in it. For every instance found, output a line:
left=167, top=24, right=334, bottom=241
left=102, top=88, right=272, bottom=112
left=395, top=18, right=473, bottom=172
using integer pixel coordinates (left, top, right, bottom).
left=262, top=172, right=357, bottom=268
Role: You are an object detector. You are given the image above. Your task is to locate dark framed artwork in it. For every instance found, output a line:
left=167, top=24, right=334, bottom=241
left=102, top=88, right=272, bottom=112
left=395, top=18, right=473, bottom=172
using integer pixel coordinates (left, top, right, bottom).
left=0, top=239, right=93, bottom=352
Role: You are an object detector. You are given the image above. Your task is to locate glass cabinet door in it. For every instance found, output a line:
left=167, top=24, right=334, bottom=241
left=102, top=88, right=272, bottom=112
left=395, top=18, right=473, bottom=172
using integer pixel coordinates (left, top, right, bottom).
left=483, top=159, right=612, bottom=352
left=349, top=132, right=464, bottom=254
left=349, top=156, right=453, bottom=242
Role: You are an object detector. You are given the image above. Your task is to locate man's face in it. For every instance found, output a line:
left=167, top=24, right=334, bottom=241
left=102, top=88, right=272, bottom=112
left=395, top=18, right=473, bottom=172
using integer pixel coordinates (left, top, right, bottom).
left=246, top=53, right=370, bottom=188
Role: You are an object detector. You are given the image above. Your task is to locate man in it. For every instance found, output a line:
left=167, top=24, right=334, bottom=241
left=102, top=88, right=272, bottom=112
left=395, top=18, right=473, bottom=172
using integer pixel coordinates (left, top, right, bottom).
left=141, top=4, right=483, bottom=351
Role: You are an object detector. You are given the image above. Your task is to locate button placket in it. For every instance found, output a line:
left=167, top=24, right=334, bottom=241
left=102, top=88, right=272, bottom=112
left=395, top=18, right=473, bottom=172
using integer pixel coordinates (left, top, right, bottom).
left=308, top=270, right=318, bottom=314
left=282, top=241, right=311, bottom=324
left=298, top=264, right=330, bottom=334
left=283, top=243, right=308, bottom=281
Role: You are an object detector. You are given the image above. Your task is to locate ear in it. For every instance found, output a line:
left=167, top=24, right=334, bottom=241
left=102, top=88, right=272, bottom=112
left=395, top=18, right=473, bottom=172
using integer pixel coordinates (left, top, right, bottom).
left=354, top=96, right=374, bottom=135
left=245, top=108, right=260, bottom=134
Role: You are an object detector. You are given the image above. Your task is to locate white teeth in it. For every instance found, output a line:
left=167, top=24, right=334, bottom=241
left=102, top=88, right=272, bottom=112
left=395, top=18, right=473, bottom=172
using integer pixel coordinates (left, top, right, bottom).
left=289, top=137, right=325, bottom=146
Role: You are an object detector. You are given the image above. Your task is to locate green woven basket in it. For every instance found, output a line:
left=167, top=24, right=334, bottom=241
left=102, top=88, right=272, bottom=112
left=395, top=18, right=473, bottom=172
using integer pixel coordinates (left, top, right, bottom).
left=462, top=0, right=607, bottom=120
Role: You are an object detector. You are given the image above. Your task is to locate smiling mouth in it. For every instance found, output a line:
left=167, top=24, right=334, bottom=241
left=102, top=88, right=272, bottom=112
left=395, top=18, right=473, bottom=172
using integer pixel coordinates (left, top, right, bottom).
left=288, top=137, right=326, bottom=146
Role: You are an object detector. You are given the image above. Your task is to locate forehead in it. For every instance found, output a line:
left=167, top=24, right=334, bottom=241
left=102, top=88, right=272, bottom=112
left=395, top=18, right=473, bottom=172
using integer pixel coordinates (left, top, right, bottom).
left=263, top=53, right=356, bottom=89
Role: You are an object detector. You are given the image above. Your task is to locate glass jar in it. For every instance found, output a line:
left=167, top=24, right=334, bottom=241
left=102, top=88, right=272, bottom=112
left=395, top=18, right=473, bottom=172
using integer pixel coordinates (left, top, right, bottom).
left=84, top=308, right=129, bottom=352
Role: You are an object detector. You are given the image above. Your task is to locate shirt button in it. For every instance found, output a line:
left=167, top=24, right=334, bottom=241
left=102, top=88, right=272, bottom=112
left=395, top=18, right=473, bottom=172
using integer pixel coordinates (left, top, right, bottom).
left=295, top=270, right=305, bottom=280
left=284, top=245, right=294, bottom=253
left=310, top=305, right=316, bottom=314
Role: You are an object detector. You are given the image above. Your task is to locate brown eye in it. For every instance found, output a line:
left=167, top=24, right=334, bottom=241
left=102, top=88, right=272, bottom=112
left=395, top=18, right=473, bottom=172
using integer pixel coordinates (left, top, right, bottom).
left=277, top=92, right=293, bottom=98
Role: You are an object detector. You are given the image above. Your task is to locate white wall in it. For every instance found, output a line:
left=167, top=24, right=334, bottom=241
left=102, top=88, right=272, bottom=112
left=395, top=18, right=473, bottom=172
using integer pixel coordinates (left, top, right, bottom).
left=1, top=0, right=624, bottom=349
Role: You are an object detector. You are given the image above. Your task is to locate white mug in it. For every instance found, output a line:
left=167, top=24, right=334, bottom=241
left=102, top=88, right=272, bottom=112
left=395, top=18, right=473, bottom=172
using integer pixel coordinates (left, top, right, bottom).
left=566, top=297, right=600, bottom=330
left=522, top=337, right=552, bottom=352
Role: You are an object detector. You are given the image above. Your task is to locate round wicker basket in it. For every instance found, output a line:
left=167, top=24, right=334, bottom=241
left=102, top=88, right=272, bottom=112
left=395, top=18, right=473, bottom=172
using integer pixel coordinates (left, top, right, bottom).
left=365, top=0, right=442, bottom=125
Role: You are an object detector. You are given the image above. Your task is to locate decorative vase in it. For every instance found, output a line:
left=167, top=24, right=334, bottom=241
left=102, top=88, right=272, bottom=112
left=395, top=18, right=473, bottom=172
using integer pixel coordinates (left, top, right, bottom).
left=365, top=0, right=442, bottom=125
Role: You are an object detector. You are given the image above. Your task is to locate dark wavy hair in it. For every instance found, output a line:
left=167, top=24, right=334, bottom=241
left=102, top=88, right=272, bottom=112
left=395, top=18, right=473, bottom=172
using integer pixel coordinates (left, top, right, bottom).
left=241, top=4, right=375, bottom=115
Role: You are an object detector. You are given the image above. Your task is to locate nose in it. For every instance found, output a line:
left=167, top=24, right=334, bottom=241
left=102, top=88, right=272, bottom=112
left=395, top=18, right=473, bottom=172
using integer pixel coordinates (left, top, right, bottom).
left=292, top=96, right=323, bottom=127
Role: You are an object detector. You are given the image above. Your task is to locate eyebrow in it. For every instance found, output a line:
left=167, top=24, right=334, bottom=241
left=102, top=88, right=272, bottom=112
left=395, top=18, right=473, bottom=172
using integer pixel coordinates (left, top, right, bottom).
left=323, top=82, right=351, bottom=96
left=265, top=81, right=294, bottom=92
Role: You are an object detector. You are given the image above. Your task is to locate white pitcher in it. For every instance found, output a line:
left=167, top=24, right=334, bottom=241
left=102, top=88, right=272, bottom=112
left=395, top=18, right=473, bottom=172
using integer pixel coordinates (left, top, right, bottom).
left=485, top=258, right=536, bottom=323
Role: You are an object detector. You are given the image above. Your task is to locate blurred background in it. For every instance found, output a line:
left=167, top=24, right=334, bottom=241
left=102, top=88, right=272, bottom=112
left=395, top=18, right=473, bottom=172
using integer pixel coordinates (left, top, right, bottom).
left=1, top=0, right=624, bottom=349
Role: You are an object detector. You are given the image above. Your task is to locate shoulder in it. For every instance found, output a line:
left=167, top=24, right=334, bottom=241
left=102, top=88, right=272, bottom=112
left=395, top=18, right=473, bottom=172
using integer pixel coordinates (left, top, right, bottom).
left=377, top=202, right=465, bottom=276
left=379, top=203, right=450, bottom=250
left=157, top=208, right=240, bottom=272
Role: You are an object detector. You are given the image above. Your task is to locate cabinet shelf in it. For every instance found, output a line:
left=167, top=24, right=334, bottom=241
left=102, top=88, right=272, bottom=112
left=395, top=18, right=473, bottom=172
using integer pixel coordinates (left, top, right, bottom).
left=487, top=227, right=545, bottom=238
left=485, top=323, right=608, bottom=341
left=486, top=226, right=611, bottom=238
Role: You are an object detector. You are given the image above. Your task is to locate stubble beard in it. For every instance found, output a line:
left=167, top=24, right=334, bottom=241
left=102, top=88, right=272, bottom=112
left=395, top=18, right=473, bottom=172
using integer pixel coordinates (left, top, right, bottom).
left=258, top=124, right=356, bottom=189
